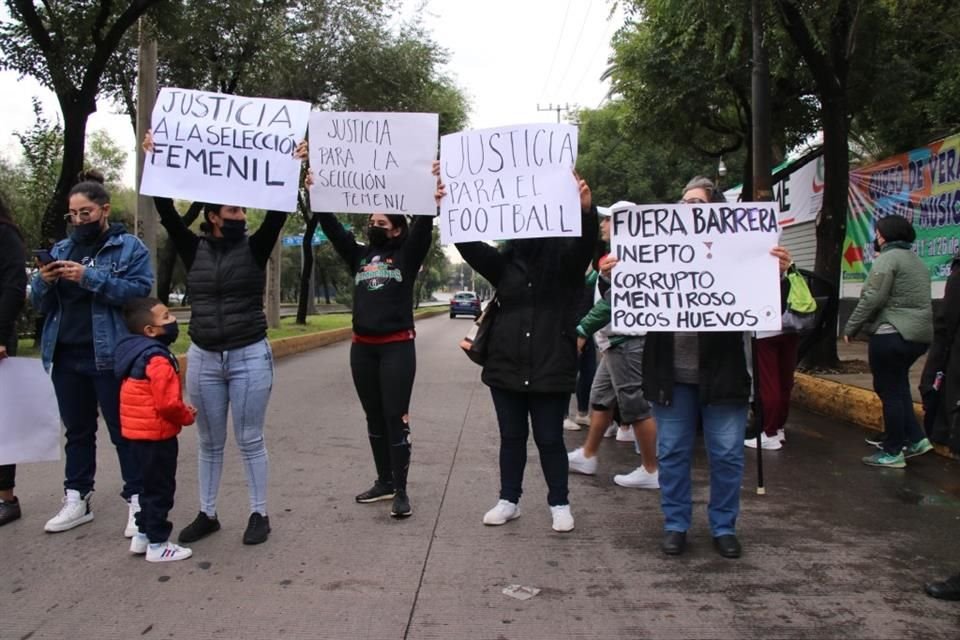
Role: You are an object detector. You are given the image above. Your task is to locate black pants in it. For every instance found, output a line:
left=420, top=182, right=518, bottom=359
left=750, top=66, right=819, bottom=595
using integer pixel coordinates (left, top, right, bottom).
left=869, top=333, right=928, bottom=454
left=130, top=438, right=178, bottom=543
left=350, top=340, right=415, bottom=492
left=490, top=388, right=569, bottom=506
left=1, top=339, right=17, bottom=492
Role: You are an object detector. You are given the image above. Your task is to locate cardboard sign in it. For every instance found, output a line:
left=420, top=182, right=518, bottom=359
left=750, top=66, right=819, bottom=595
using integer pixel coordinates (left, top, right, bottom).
left=438, top=123, right=581, bottom=243
left=140, top=88, right=310, bottom=212
left=610, top=202, right=783, bottom=332
left=308, top=112, right=439, bottom=215
left=0, top=358, right=61, bottom=465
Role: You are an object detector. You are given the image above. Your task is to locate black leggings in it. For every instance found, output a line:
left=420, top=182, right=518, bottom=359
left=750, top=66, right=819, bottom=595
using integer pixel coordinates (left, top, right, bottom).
left=350, top=340, right=416, bottom=492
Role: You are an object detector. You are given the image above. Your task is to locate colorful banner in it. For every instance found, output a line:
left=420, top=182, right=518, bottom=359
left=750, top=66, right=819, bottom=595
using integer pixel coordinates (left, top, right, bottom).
left=843, top=133, right=960, bottom=283
left=724, top=155, right=824, bottom=228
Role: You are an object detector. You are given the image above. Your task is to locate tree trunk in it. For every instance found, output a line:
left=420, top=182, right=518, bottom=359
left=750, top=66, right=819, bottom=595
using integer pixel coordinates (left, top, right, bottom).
left=157, top=202, right=202, bottom=304
left=319, top=267, right=331, bottom=304
left=43, top=102, right=93, bottom=241
left=296, top=213, right=319, bottom=324
left=805, top=93, right=849, bottom=368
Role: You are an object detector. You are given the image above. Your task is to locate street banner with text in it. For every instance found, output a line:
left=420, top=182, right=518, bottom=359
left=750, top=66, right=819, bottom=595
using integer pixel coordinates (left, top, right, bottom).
left=610, top=202, right=783, bottom=333
left=140, top=88, right=310, bottom=212
left=439, top=123, right=580, bottom=243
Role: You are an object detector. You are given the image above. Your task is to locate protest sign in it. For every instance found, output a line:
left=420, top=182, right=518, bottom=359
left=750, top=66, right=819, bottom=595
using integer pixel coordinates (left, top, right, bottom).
left=438, top=123, right=580, bottom=243
left=0, top=358, right=60, bottom=465
left=140, top=88, right=310, bottom=212
left=610, top=202, right=783, bottom=333
left=309, top=112, right=439, bottom=215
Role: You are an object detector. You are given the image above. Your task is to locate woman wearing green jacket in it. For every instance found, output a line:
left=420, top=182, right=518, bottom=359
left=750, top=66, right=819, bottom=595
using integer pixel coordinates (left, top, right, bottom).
left=844, top=214, right=934, bottom=468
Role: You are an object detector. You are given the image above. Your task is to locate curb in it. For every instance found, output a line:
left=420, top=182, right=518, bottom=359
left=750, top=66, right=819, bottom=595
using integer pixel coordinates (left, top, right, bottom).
left=793, top=372, right=957, bottom=460
left=174, top=307, right=447, bottom=374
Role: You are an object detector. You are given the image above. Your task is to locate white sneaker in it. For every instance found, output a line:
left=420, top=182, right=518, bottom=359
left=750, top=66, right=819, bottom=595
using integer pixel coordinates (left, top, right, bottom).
left=44, top=489, right=94, bottom=533
left=124, top=494, right=141, bottom=538
left=744, top=433, right=783, bottom=450
left=574, top=412, right=590, bottom=426
left=615, top=427, right=635, bottom=443
left=613, top=466, right=660, bottom=489
left=603, top=424, right=618, bottom=438
left=777, top=429, right=786, bottom=443
left=146, top=541, right=193, bottom=563
left=130, top=533, right=148, bottom=555
left=567, top=447, right=598, bottom=475
left=550, top=505, right=574, bottom=532
left=483, top=499, right=520, bottom=526
left=563, top=418, right=581, bottom=431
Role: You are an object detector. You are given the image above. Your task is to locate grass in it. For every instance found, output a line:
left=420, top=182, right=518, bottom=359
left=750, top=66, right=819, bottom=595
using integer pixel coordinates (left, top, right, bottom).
left=15, top=308, right=442, bottom=358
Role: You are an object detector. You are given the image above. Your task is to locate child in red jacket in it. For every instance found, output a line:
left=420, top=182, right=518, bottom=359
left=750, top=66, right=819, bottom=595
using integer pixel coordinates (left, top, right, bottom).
left=116, top=297, right=196, bottom=562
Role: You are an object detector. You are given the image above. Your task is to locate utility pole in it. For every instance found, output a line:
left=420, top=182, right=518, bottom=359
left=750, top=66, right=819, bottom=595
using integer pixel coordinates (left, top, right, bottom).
left=135, top=18, right=158, bottom=294
left=751, top=0, right=772, bottom=202
left=536, top=103, right=571, bottom=124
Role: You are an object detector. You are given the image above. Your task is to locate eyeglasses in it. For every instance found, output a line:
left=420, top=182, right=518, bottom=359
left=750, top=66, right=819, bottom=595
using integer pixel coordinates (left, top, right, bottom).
left=682, top=198, right=707, bottom=204
left=64, top=207, right=102, bottom=223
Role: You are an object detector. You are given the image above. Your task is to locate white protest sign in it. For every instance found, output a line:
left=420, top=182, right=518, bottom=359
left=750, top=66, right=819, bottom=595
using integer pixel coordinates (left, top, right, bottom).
left=0, top=358, right=61, bottom=465
left=610, top=202, right=783, bottom=333
left=309, top=112, right=439, bottom=215
left=140, top=88, right=311, bottom=212
left=439, top=123, right=580, bottom=243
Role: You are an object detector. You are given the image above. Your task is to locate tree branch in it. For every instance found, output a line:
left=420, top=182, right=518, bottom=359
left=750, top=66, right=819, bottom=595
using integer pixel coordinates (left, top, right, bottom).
left=773, top=0, right=840, bottom=97
left=79, top=0, right=160, bottom=102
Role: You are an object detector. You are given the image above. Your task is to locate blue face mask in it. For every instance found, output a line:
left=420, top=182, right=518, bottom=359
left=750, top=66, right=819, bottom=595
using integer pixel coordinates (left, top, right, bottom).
left=152, top=320, right=179, bottom=346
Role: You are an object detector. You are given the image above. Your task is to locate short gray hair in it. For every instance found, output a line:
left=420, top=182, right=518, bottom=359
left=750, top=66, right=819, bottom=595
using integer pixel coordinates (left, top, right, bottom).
left=681, top=176, right=716, bottom=199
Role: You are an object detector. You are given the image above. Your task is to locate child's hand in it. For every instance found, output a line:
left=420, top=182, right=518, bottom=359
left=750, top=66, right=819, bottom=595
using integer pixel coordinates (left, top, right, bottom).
left=187, top=405, right=198, bottom=416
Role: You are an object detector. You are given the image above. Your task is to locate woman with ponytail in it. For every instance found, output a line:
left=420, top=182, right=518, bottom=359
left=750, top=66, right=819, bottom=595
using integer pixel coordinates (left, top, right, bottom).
left=29, top=170, right=153, bottom=535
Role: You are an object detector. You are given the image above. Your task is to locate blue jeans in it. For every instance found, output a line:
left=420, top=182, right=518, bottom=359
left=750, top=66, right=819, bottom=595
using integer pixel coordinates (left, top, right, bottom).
left=869, top=333, right=928, bottom=454
left=654, top=383, right=748, bottom=537
left=187, top=339, right=273, bottom=516
left=489, top=388, right=569, bottom=506
left=51, top=348, right=142, bottom=500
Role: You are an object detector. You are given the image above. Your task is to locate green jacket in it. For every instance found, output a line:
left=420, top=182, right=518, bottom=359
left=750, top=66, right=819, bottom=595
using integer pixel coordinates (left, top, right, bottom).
left=844, top=241, right=933, bottom=343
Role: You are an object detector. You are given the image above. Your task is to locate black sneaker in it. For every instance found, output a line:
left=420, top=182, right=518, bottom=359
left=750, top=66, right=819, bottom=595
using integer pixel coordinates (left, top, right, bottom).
left=178, top=511, right=221, bottom=543
left=0, top=497, right=21, bottom=527
left=390, top=491, right=412, bottom=519
left=243, top=512, right=270, bottom=545
left=355, top=481, right=396, bottom=504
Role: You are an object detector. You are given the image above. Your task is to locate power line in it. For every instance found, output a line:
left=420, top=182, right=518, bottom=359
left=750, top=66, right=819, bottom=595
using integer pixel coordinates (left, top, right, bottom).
left=568, top=11, right=617, bottom=104
left=550, top=0, right=594, bottom=99
left=538, top=0, right=573, bottom=101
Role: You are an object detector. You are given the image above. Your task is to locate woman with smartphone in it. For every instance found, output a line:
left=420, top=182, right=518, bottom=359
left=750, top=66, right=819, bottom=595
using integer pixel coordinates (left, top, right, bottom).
left=0, top=192, right=27, bottom=526
left=29, top=170, right=153, bottom=535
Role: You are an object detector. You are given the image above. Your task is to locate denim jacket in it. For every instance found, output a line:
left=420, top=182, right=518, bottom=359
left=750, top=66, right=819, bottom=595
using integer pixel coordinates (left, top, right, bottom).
left=30, top=226, right=154, bottom=372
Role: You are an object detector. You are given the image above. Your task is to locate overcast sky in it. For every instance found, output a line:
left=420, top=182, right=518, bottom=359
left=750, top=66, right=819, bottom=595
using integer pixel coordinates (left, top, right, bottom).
left=0, top=0, right=624, bottom=186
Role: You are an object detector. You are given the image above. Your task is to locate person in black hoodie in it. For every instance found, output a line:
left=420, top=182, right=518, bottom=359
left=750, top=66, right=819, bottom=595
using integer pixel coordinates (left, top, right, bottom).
left=309, top=168, right=434, bottom=519
left=145, top=131, right=286, bottom=545
left=0, top=192, right=27, bottom=526
left=442, top=172, right=598, bottom=533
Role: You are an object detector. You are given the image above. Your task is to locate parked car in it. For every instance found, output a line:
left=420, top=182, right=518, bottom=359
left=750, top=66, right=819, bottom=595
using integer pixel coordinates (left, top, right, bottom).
left=449, top=291, right=481, bottom=319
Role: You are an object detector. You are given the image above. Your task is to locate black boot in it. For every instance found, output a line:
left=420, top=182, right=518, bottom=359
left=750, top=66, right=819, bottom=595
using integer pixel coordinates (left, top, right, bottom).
left=0, top=497, right=21, bottom=526
left=925, top=573, right=960, bottom=601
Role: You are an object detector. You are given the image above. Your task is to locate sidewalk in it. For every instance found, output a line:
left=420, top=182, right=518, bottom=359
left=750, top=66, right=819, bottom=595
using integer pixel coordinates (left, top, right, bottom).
left=815, top=338, right=926, bottom=403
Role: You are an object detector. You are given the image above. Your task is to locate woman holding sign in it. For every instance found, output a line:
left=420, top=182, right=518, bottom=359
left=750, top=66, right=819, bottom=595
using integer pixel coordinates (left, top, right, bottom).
left=144, top=133, right=286, bottom=546
left=0, top=193, right=27, bottom=526
left=303, top=156, right=434, bottom=520
left=440, top=172, right=598, bottom=533
left=643, top=176, right=792, bottom=559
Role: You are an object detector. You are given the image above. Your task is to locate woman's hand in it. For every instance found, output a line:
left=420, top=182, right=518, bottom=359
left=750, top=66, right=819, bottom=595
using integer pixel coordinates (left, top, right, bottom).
left=577, top=336, right=587, bottom=354
left=39, top=260, right=62, bottom=283
left=294, top=140, right=308, bottom=161
left=142, top=130, right=155, bottom=153
left=598, top=254, right=619, bottom=277
left=576, top=172, right=592, bottom=212
left=56, top=260, right=86, bottom=283
left=304, top=169, right=314, bottom=189
left=770, top=246, right=792, bottom=274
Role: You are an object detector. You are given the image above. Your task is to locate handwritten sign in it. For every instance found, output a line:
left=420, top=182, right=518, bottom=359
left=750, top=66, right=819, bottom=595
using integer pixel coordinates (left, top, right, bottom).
left=610, top=202, right=783, bottom=333
left=140, top=88, right=310, bottom=212
left=309, top=112, right=439, bottom=215
left=439, top=123, right=580, bottom=243
left=0, top=358, right=60, bottom=465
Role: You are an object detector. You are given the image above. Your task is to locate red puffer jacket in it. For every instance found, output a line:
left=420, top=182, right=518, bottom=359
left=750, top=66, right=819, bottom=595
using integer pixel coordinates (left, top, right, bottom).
left=115, top=335, right=194, bottom=440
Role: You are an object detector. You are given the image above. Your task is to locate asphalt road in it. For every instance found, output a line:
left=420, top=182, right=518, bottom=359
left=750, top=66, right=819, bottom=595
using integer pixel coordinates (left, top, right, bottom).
left=4, top=314, right=960, bottom=639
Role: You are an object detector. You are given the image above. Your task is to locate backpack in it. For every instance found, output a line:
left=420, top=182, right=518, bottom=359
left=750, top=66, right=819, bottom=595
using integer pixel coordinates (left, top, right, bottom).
left=782, top=266, right=818, bottom=333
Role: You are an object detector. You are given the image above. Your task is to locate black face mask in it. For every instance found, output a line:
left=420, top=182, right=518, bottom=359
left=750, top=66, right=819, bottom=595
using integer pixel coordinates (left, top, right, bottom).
left=367, top=226, right=389, bottom=247
left=220, top=218, right=247, bottom=242
left=71, top=220, right=103, bottom=245
left=152, top=320, right=179, bottom=346
left=873, top=238, right=882, bottom=253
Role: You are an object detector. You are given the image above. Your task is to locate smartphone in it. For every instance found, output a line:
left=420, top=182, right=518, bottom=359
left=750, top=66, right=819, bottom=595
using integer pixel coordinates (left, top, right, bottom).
left=33, top=249, right=55, bottom=265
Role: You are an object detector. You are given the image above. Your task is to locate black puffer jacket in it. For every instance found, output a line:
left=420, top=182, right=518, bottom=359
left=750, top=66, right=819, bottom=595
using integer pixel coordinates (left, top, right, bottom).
left=456, top=206, right=598, bottom=393
left=921, top=253, right=960, bottom=451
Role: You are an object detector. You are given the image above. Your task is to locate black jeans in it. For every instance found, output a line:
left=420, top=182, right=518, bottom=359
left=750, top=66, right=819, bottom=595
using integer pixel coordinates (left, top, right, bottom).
left=350, top=340, right=416, bottom=492
left=575, top=339, right=597, bottom=414
left=869, top=333, right=928, bottom=454
left=1, top=339, right=17, bottom=492
left=490, top=388, right=569, bottom=506
left=130, top=438, right=178, bottom=543
left=51, top=348, right=142, bottom=499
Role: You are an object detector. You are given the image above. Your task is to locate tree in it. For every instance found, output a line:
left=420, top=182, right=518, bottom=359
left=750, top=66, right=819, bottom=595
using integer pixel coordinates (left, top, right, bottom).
left=0, top=0, right=164, bottom=241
